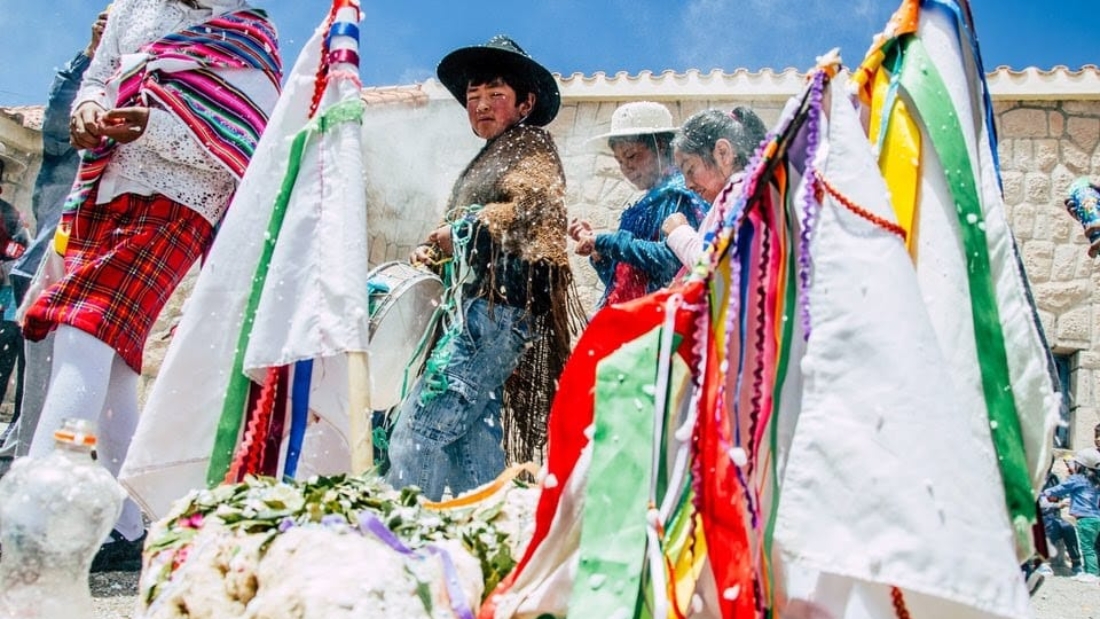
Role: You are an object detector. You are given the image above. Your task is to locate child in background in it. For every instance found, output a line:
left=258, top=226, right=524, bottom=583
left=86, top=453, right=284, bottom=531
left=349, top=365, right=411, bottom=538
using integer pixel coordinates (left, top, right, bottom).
left=1044, top=447, right=1100, bottom=582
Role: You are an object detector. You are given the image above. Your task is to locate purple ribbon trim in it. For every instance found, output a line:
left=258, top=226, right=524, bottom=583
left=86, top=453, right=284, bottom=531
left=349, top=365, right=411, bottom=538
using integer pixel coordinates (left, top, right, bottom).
left=358, top=512, right=476, bottom=619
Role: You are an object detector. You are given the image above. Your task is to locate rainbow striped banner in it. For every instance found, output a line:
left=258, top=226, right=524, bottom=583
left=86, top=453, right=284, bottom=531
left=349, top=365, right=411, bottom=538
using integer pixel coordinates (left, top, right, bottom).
left=482, top=2, right=1055, bottom=619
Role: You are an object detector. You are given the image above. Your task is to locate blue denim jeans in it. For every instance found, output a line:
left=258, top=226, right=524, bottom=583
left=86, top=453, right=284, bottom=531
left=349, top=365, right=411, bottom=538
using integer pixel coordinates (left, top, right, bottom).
left=385, top=297, right=535, bottom=500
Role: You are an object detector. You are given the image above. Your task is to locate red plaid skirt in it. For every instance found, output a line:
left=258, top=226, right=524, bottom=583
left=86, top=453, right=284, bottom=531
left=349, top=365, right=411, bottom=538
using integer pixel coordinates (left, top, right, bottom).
left=23, top=192, right=215, bottom=373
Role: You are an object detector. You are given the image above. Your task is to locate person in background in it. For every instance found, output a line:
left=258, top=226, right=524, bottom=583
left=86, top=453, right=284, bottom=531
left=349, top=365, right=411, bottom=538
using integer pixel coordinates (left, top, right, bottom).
left=0, top=8, right=109, bottom=477
left=21, top=0, right=281, bottom=572
left=567, top=101, right=708, bottom=308
left=1038, top=469, right=1083, bottom=576
left=1043, top=447, right=1100, bottom=583
left=386, top=36, right=580, bottom=501
left=661, top=107, right=768, bottom=270
left=0, top=159, right=30, bottom=439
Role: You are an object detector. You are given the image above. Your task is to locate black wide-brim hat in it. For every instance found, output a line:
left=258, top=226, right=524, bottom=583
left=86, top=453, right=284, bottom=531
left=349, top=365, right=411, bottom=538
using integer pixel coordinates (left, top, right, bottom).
left=437, top=35, right=561, bottom=127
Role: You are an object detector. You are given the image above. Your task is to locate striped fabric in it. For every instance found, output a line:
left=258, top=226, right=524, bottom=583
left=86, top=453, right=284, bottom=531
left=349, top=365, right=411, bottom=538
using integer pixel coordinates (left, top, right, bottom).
left=64, top=9, right=282, bottom=214
left=23, top=192, right=215, bottom=373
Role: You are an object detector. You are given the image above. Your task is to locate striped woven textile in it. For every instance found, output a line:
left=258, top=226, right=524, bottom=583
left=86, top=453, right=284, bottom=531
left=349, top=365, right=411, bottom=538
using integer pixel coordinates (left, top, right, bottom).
left=64, top=8, right=282, bottom=214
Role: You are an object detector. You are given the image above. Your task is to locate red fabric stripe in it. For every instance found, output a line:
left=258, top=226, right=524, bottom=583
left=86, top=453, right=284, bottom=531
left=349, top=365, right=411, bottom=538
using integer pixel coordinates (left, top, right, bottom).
left=481, top=283, right=708, bottom=616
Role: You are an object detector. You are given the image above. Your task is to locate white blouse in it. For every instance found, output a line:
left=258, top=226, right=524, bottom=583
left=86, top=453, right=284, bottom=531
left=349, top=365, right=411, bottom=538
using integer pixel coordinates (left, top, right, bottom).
left=74, top=0, right=276, bottom=225
left=666, top=173, right=745, bottom=269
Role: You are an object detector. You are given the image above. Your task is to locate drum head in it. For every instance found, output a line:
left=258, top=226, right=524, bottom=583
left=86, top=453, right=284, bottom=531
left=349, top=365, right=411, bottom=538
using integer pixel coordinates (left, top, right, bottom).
left=366, top=262, right=443, bottom=411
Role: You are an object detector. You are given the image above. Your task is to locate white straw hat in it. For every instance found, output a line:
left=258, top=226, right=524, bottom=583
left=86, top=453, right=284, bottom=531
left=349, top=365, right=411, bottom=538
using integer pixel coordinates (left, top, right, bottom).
left=1074, top=447, right=1100, bottom=470
left=588, top=101, right=679, bottom=144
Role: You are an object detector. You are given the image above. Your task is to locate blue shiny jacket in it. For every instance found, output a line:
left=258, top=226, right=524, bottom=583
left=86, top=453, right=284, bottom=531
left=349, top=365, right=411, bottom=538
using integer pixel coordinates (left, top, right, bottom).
left=592, top=172, right=708, bottom=306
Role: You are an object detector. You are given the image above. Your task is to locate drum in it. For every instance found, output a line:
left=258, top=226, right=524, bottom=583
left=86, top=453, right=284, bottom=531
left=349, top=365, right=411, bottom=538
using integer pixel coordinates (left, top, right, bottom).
left=366, top=261, right=444, bottom=411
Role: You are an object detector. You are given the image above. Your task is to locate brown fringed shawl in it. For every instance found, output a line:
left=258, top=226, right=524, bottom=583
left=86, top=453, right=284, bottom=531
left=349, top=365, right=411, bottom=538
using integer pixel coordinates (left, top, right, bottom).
left=443, top=124, right=582, bottom=464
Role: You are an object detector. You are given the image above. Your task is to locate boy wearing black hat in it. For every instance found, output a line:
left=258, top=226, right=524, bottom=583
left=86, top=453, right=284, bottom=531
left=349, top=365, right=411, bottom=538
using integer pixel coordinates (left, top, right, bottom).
left=386, top=36, right=580, bottom=501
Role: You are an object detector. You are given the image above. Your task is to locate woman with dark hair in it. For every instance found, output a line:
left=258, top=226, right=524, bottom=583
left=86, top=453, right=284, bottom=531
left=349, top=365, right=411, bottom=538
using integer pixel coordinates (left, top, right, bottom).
left=662, top=107, right=768, bottom=269
left=568, top=101, right=708, bottom=307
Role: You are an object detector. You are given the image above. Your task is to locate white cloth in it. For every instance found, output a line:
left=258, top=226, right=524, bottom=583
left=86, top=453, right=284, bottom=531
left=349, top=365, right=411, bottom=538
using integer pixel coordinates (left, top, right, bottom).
left=121, top=16, right=370, bottom=518
left=904, top=5, right=1057, bottom=496
left=773, top=70, right=1029, bottom=619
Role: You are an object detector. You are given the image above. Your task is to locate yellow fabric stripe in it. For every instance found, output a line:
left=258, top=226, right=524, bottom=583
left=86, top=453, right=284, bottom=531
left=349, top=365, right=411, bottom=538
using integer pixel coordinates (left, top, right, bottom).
left=422, top=462, right=540, bottom=510
left=663, top=509, right=708, bottom=618
left=870, top=68, right=922, bottom=257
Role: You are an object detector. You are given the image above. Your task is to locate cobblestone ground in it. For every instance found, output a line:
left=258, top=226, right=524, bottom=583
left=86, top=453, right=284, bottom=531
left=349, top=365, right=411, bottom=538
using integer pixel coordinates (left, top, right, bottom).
left=1030, top=573, right=1100, bottom=619
left=89, top=571, right=1099, bottom=618
left=91, top=572, right=139, bottom=619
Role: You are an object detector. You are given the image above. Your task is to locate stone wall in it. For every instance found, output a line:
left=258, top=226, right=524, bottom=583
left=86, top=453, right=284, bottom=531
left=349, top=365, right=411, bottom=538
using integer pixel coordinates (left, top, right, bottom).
left=996, top=99, right=1100, bottom=447
left=358, top=92, right=792, bottom=308
left=0, top=111, right=43, bottom=225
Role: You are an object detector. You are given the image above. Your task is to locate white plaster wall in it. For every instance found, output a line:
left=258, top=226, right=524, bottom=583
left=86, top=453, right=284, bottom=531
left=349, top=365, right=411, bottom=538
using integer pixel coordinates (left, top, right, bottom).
left=360, top=96, right=790, bottom=310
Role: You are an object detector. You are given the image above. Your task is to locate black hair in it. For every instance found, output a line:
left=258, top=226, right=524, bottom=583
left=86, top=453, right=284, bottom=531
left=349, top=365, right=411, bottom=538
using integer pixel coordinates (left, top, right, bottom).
left=1085, top=466, right=1100, bottom=486
left=463, top=65, right=536, bottom=106
left=608, top=132, right=675, bottom=159
left=673, top=107, right=767, bottom=170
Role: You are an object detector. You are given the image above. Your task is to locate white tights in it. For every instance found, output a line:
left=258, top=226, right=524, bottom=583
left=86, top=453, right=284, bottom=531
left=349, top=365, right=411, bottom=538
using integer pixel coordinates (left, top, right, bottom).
left=28, top=325, right=144, bottom=541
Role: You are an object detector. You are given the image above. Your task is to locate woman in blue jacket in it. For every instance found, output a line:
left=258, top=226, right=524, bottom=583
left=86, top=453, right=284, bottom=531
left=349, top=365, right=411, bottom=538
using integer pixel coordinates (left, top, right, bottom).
left=569, top=101, right=708, bottom=307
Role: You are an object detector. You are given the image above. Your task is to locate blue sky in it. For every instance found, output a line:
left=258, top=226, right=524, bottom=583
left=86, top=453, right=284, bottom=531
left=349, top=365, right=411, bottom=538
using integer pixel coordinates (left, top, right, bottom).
left=0, top=0, right=1096, bottom=106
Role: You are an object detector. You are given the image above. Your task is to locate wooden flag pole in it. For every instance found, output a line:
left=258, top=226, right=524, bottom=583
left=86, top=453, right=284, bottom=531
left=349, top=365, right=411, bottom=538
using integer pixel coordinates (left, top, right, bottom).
left=348, top=351, right=373, bottom=474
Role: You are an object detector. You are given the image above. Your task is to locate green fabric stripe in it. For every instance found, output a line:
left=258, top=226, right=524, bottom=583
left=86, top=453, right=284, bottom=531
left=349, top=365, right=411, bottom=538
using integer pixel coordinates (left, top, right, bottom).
left=655, top=338, right=687, bottom=505
left=892, top=37, right=1033, bottom=525
left=569, top=327, right=662, bottom=617
left=765, top=190, right=798, bottom=585
left=207, top=99, right=365, bottom=486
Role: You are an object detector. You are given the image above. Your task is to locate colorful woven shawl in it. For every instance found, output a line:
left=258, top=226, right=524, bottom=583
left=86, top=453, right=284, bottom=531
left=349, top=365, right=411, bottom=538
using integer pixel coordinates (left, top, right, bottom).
left=63, top=8, right=282, bottom=216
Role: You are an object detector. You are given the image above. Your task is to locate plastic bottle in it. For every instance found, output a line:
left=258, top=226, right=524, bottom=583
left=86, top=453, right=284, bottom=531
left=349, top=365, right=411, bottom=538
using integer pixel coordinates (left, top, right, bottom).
left=0, top=419, right=126, bottom=619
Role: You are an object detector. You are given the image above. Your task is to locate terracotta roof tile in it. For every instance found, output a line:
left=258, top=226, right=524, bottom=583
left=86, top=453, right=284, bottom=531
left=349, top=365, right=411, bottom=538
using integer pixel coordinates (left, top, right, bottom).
left=0, top=105, right=45, bottom=131
left=359, top=85, right=429, bottom=107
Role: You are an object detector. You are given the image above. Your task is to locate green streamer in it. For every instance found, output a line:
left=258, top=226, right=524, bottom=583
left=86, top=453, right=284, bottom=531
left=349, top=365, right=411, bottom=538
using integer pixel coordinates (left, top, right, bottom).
left=891, top=36, right=1033, bottom=530
left=569, top=328, right=662, bottom=618
left=207, top=99, right=366, bottom=486
left=417, top=206, right=481, bottom=406
left=764, top=196, right=799, bottom=603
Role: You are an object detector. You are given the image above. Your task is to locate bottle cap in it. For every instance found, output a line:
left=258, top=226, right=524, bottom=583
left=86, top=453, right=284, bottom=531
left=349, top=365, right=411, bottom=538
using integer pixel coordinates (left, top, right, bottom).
left=53, top=418, right=98, bottom=447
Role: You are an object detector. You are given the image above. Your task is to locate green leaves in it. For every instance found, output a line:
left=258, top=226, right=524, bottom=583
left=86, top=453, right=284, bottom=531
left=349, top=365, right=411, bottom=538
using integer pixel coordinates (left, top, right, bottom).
left=147, top=473, right=522, bottom=604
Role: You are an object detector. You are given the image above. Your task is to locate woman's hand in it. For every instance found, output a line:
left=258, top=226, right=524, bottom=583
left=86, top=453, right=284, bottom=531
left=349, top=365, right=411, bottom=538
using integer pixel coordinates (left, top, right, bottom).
left=99, top=107, right=150, bottom=144
left=569, top=217, right=596, bottom=256
left=567, top=217, right=592, bottom=241
left=70, top=102, right=106, bottom=149
left=662, top=212, right=688, bottom=237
